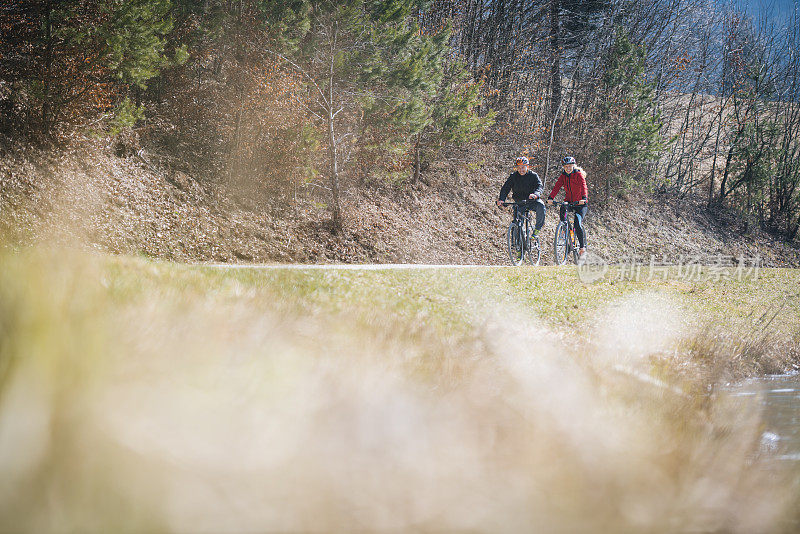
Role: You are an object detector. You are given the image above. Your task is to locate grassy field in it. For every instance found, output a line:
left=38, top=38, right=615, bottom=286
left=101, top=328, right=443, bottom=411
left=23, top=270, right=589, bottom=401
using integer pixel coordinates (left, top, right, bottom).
left=1, top=249, right=799, bottom=532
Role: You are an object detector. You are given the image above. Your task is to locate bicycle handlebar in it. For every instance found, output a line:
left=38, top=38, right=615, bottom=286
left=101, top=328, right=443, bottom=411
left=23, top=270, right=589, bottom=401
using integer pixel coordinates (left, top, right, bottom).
left=549, top=200, right=585, bottom=207
left=498, top=199, right=539, bottom=206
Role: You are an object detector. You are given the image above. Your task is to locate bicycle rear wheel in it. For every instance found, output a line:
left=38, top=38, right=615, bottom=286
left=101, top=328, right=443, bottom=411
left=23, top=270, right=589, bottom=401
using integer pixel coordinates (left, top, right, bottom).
left=507, top=222, right=524, bottom=266
left=554, top=222, right=568, bottom=265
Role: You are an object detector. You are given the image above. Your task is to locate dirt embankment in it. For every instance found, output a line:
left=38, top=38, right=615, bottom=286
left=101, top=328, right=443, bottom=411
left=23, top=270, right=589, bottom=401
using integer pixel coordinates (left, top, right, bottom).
left=1, top=141, right=799, bottom=266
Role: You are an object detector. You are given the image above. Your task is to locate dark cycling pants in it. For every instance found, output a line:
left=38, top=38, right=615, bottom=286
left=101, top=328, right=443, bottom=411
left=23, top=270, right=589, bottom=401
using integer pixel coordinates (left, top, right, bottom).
left=523, top=199, right=546, bottom=231
left=559, top=204, right=588, bottom=248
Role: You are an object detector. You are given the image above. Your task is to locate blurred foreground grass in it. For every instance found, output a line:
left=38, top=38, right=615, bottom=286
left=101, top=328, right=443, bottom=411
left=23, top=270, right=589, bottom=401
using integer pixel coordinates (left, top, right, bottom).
left=1, top=249, right=799, bottom=532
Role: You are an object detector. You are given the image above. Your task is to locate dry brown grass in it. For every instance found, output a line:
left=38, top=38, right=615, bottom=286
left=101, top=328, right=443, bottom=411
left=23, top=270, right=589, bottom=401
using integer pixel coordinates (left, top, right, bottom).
left=0, top=249, right=798, bottom=532
left=2, top=140, right=799, bottom=267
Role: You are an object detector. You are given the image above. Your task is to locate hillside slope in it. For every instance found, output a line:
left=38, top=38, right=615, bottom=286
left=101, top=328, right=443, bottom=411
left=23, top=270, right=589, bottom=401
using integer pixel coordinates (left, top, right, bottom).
left=1, top=141, right=799, bottom=266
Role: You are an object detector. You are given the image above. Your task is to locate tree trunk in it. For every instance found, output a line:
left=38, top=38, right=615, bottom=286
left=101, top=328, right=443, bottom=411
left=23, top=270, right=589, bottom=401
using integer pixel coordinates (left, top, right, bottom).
left=709, top=102, right=725, bottom=206
left=229, top=97, right=244, bottom=182
left=413, top=133, right=421, bottom=183
left=789, top=218, right=799, bottom=241
left=719, top=120, right=745, bottom=204
left=719, top=149, right=732, bottom=204
left=327, top=107, right=342, bottom=232
left=549, top=0, right=561, bottom=136
left=326, top=29, right=342, bottom=233
left=41, top=2, right=53, bottom=137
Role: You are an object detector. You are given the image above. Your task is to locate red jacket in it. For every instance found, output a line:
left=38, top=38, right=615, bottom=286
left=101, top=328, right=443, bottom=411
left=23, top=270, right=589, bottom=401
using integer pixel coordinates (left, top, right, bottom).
left=549, top=168, right=588, bottom=203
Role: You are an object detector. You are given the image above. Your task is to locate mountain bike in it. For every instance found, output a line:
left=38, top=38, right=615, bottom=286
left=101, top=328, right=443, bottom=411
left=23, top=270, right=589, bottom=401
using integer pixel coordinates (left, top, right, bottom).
left=500, top=200, right=541, bottom=266
left=552, top=201, right=586, bottom=265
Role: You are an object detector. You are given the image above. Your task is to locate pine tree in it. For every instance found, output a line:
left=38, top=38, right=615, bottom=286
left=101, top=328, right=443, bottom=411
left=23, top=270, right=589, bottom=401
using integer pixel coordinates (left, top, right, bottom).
left=105, top=0, right=174, bottom=89
left=0, top=0, right=175, bottom=139
left=360, top=8, right=492, bottom=183
left=413, top=56, right=494, bottom=182
left=596, top=27, right=664, bottom=199
left=262, top=0, right=490, bottom=229
left=261, top=0, right=369, bottom=230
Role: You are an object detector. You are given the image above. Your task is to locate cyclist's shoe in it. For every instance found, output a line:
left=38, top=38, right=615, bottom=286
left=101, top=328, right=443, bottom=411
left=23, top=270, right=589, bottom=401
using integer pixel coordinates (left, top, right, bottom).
left=532, top=228, right=540, bottom=237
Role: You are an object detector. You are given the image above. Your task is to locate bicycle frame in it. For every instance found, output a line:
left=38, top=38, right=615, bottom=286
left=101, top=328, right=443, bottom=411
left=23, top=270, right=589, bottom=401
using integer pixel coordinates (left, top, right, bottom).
left=553, top=201, right=581, bottom=264
left=503, top=202, right=532, bottom=244
left=501, top=200, right=541, bottom=266
left=513, top=204, right=531, bottom=245
left=561, top=205, right=578, bottom=251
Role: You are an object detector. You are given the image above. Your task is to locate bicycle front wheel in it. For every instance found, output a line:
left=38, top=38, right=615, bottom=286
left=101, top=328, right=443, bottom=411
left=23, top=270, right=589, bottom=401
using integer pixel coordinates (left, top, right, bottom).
left=528, top=232, right=541, bottom=266
left=570, top=227, right=579, bottom=264
left=507, top=222, right=524, bottom=266
left=554, top=222, right=568, bottom=265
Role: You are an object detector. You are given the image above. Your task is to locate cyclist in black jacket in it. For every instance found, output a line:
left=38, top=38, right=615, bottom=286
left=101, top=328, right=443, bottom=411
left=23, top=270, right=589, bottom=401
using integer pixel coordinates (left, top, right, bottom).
left=496, top=156, right=546, bottom=235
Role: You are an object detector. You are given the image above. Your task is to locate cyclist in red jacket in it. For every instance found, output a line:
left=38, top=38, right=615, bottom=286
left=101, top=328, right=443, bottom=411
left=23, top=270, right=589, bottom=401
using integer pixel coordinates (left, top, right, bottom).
left=547, top=156, right=588, bottom=257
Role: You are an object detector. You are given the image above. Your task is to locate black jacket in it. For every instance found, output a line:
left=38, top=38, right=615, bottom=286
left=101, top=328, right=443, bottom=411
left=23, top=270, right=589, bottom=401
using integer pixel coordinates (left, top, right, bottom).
left=498, top=171, right=543, bottom=202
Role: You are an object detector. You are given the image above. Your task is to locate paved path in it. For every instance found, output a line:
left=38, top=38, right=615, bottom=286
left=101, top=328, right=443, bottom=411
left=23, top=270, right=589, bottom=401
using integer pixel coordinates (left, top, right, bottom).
left=195, top=263, right=497, bottom=270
